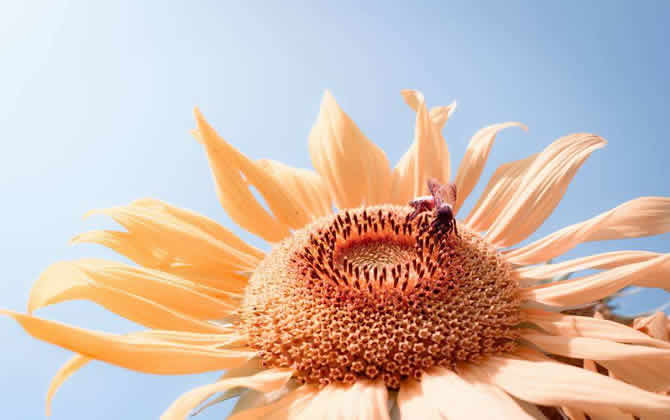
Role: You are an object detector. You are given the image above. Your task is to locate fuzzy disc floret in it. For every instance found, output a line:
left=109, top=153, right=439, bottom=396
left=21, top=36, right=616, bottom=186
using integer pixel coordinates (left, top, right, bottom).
left=239, top=205, right=521, bottom=388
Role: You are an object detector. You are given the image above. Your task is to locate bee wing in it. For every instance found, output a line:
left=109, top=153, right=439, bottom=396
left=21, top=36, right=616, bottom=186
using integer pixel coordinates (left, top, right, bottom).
left=427, top=178, right=457, bottom=207
left=441, top=183, right=457, bottom=206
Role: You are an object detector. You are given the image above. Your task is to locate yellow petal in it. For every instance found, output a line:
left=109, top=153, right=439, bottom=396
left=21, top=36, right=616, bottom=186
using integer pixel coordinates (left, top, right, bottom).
left=160, top=368, right=294, bottom=420
left=308, top=91, right=392, bottom=208
left=256, top=160, right=332, bottom=222
left=453, top=122, right=527, bottom=213
left=465, top=154, right=537, bottom=232
left=46, top=354, right=90, bottom=417
left=522, top=254, right=670, bottom=307
left=524, top=309, right=670, bottom=349
left=505, top=197, right=670, bottom=265
left=486, top=133, right=606, bottom=247
left=1, top=310, right=254, bottom=374
left=391, top=91, right=455, bottom=204
left=515, top=250, right=660, bottom=283
left=28, top=260, right=233, bottom=333
left=194, top=108, right=292, bottom=241
left=475, top=350, right=670, bottom=417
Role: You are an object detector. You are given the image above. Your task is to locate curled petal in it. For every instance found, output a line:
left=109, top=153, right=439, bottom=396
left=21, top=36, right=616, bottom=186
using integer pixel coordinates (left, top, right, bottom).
left=46, top=355, right=90, bottom=417
left=308, top=91, right=392, bottom=208
left=160, top=368, right=294, bottom=420
left=194, top=108, right=293, bottom=241
left=505, top=197, right=670, bottom=265
left=515, top=250, right=660, bottom=283
left=453, top=122, right=527, bottom=213
left=486, top=134, right=606, bottom=247
left=522, top=254, right=670, bottom=307
left=466, top=154, right=536, bottom=232
left=391, top=90, right=455, bottom=205
left=227, top=385, right=317, bottom=420
left=634, top=312, right=670, bottom=342
left=1, top=310, right=254, bottom=374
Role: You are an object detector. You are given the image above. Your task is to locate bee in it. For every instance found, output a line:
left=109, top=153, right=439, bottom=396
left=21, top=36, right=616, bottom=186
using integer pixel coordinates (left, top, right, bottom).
left=408, top=178, right=458, bottom=236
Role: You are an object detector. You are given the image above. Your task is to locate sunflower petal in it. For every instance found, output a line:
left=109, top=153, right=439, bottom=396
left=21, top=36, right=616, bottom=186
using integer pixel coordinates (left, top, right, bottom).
left=475, top=350, right=670, bottom=417
left=453, top=122, right=527, bottom=213
left=486, top=134, right=606, bottom=247
left=227, top=386, right=317, bottom=420
left=194, top=108, right=293, bottom=241
left=297, top=380, right=390, bottom=420
left=390, top=91, right=455, bottom=205
left=515, top=250, right=660, bottom=282
left=160, top=368, right=294, bottom=420
left=422, top=367, right=540, bottom=419
left=397, top=379, right=439, bottom=419
left=46, top=354, right=90, bottom=417
left=465, top=154, right=537, bottom=232
left=505, top=197, right=670, bottom=265
left=1, top=310, right=254, bottom=374
left=634, top=312, right=670, bottom=341
left=256, top=160, right=332, bottom=222
left=522, top=254, right=670, bottom=306
left=522, top=333, right=670, bottom=392
left=308, top=91, right=392, bottom=208
left=523, top=309, right=670, bottom=349
left=28, top=260, right=233, bottom=333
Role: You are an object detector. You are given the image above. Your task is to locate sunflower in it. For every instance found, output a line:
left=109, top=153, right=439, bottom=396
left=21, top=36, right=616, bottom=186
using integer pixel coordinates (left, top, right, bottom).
left=4, top=90, right=670, bottom=419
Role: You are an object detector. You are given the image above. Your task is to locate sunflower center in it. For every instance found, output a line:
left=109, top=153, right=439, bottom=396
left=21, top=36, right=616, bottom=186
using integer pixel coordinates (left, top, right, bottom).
left=239, top=205, right=521, bottom=389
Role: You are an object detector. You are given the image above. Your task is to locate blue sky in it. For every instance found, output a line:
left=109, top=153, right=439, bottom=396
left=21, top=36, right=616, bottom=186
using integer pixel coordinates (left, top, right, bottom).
left=1, top=1, right=669, bottom=418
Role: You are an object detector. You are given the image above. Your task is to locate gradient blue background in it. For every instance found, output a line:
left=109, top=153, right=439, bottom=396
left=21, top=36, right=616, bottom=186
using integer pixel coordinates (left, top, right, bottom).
left=2, top=1, right=669, bottom=418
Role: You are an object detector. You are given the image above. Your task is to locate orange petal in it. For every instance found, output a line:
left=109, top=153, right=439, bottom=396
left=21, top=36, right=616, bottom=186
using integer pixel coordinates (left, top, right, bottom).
left=1, top=310, right=254, bottom=374
left=505, top=197, right=670, bottom=265
left=634, top=312, right=670, bottom=342
left=465, top=153, right=536, bottom=232
left=475, top=350, right=670, bottom=417
left=453, top=122, right=527, bottom=213
left=74, top=199, right=262, bottom=278
left=256, top=160, right=332, bottom=222
left=422, top=366, right=539, bottom=419
left=46, top=354, right=90, bottom=417
left=522, top=333, right=670, bottom=393
left=308, top=91, right=392, bottom=208
left=194, top=108, right=292, bottom=241
left=390, top=91, right=455, bottom=205
left=515, top=250, right=660, bottom=283
left=523, top=309, right=670, bottom=349
left=486, top=134, right=606, bottom=247
left=30, top=259, right=235, bottom=318
left=28, top=260, right=232, bottom=333
left=522, top=254, right=670, bottom=307
left=160, top=368, right=294, bottom=420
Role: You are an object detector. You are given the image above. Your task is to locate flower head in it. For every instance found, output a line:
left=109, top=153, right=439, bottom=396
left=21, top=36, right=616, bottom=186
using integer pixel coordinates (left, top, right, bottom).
left=4, top=90, right=670, bottom=419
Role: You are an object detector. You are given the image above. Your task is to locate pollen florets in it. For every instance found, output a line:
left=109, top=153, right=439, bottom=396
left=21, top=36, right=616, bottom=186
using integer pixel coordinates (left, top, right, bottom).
left=240, top=205, right=520, bottom=388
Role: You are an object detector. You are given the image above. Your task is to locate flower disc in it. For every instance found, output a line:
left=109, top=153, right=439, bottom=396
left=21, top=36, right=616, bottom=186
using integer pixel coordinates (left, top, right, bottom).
left=240, top=205, right=521, bottom=388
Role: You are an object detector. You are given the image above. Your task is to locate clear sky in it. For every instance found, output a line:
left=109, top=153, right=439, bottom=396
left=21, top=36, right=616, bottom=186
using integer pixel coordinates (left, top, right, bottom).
left=1, top=1, right=669, bottom=418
